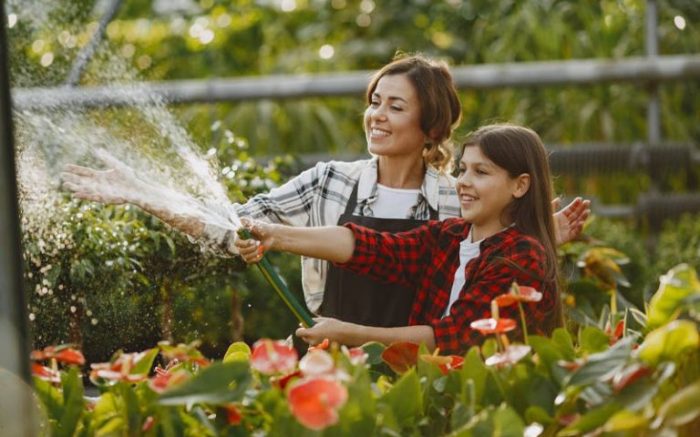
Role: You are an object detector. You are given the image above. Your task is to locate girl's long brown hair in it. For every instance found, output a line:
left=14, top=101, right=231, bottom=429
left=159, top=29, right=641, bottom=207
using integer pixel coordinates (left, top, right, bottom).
left=460, top=124, right=561, bottom=329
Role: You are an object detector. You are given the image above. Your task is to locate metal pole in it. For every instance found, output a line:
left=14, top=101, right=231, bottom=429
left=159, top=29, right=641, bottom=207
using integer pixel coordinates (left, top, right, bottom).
left=65, top=0, right=124, bottom=87
left=646, top=0, right=661, bottom=144
left=0, top=1, right=37, bottom=435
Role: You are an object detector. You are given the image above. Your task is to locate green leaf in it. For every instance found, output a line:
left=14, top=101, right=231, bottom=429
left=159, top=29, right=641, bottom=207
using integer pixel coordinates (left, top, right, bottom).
left=448, top=404, right=525, bottom=437
left=557, top=402, right=621, bottom=436
left=647, top=264, right=700, bottom=329
left=460, top=347, right=488, bottom=405
left=567, top=337, right=634, bottom=387
left=602, top=409, right=648, bottom=432
left=552, top=328, right=576, bottom=361
left=361, top=341, right=386, bottom=366
left=578, top=326, right=610, bottom=354
left=637, top=319, right=699, bottom=366
left=131, top=347, right=159, bottom=376
left=56, top=367, right=85, bottom=437
left=654, top=379, right=700, bottom=428
left=379, top=368, right=422, bottom=426
left=159, top=361, right=251, bottom=406
left=223, top=341, right=251, bottom=363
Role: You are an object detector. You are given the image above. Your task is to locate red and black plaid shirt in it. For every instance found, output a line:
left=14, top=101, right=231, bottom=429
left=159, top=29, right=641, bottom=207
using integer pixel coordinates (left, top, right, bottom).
left=338, top=218, right=557, bottom=355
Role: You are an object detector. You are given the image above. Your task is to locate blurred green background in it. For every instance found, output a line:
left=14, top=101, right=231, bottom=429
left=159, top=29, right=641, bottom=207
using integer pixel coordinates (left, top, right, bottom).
left=8, top=0, right=699, bottom=362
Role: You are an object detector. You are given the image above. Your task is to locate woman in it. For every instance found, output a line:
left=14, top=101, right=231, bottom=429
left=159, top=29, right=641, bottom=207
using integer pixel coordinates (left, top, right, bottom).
left=236, top=123, right=561, bottom=354
left=62, top=54, right=588, bottom=329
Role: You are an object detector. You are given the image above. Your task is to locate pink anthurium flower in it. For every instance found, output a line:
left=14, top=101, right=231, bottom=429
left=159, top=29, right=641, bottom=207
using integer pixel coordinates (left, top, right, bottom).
left=158, top=341, right=210, bottom=367
left=470, top=317, right=517, bottom=335
left=287, top=376, right=348, bottom=431
left=31, top=344, right=86, bottom=366
left=299, top=349, right=335, bottom=376
left=31, top=362, right=61, bottom=383
left=147, top=366, right=190, bottom=393
left=223, top=404, right=243, bottom=425
left=141, top=416, right=156, bottom=432
left=611, top=362, right=652, bottom=392
left=381, top=342, right=420, bottom=374
left=494, top=284, right=543, bottom=307
left=484, top=344, right=532, bottom=368
left=250, top=339, right=298, bottom=375
left=89, top=349, right=156, bottom=385
left=342, top=346, right=368, bottom=366
left=420, top=354, right=464, bottom=375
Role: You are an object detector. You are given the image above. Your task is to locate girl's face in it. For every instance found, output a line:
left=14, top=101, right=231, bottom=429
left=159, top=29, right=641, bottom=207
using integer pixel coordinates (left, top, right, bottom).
left=363, top=74, right=427, bottom=159
left=456, top=145, right=529, bottom=240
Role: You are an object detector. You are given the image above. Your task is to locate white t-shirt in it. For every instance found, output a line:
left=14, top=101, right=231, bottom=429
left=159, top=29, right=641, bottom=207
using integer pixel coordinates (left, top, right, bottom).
left=372, top=184, right=421, bottom=219
left=444, top=228, right=482, bottom=317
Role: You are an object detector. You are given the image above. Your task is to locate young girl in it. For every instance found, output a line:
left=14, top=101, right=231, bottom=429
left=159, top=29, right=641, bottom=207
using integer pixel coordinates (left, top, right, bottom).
left=237, top=123, right=560, bottom=354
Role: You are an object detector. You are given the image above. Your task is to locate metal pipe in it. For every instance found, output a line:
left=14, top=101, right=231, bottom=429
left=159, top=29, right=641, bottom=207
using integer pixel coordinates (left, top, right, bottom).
left=646, top=0, right=661, bottom=144
left=65, top=0, right=124, bottom=87
left=13, top=54, right=700, bottom=109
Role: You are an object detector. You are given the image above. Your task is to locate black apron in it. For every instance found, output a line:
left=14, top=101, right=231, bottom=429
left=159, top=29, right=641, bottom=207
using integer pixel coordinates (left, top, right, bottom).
left=319, top=182, right=438, bottom=327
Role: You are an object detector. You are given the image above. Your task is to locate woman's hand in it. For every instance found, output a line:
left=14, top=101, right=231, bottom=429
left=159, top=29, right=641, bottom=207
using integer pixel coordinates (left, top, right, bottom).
left=295, top=317, right=350, bottom=346
left=61, top=149, right=144, bottom=205
left=553, top=197, right=591, bottom=245
left=234, top=218, right=278, bottom=263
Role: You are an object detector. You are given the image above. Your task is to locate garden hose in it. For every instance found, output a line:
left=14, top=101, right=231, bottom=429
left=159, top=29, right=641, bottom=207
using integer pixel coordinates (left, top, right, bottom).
left=237, top=228, right=315, bottom=327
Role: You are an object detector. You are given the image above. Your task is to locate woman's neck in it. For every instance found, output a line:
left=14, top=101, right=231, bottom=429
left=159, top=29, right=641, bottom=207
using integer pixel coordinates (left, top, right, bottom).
left=376, top=155, right=425, bottom=189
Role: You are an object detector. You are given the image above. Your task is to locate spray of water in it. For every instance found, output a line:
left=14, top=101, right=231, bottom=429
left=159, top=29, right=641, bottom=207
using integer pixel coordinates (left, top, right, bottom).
left=10, top=3, right=246, bottom=350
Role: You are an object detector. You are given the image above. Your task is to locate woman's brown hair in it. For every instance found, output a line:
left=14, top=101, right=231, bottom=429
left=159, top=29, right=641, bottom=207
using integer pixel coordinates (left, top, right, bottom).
left=460, top=123, right=561, bottom=331
left=366, top=53, right=462, bottom=172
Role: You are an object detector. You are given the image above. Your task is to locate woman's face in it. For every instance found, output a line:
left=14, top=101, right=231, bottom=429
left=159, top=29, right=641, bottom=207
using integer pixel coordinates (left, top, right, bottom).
left=363, top=74, right=427, bottom=159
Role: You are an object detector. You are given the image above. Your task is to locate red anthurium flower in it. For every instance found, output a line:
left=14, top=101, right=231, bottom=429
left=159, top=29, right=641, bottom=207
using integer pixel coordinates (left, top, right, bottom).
left=250, top=339, right=298, bottom=375
left=158, top=341, right=210, bottom=367
left=147, top=367, right=190, bottom=393
left=381, top=342, right=419, bottom=374
left=606, top=319, right=625, bottom=345
left=494, top=285, right=543, bottom=307
left=31, top=345, right=86, bottom=366
left=299, top=350, right=334, bottom=376
left=308, top=338, right=330, bottom=352
left=342, top=346, right=368, bottom=366
left=470, top=318, right=517, bottom=335
left=611, top=362, right=652, bottom=392
left=287, top=376, right=348, bottom=431
left=271, top=370, right=303, bottom=391
left=484, top=345, right=532, bottom=368
left=420, top=354, right=464, bottom=375
left=141, top=416, right=156, bottom=432
left=223, top=404, right=243, bottom=425
left=31, top=363, right=61, bottom=383
left=89, top=349, right=156, bottom=385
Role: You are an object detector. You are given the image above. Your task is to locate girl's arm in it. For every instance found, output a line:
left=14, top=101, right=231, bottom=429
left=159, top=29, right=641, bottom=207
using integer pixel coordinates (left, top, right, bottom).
left=295, top=317, right=436, bottom=350
left=237, top=221, right=356, bottom=264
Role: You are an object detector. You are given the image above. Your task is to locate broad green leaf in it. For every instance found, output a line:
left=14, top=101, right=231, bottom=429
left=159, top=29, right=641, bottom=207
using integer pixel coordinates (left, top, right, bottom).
left=159, top=361, right=251, bottom=406
left=448, top=403, right=524, bottom=437
left=557, top=402, right=621, bottom=436
left=223, top=341, right=251, bottom=363
left=567, top=337, right=634, bottom=387
left=93, top=393, right=124, bottom=436
left=130, top=347, right=159, bottom=376
left=637, top=320, right=699, bottom=366
left=654, top=379, right=700, bottom=428
left=552, top=328, right=576, bottom=361
left=603, top=409, right=648, bottom=432
left=647, top=264, right=700, bottom=329
left=460, top=347, right=488, bottom=405
left=56, top=367, right=84, bottom=437
left=379, top=368, right=422, bottom=426
left=361, top=341, right=386, bottom=366
left=579, top=325, right=610, bottom=354
left=525, top=405, right=554, bottom=425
